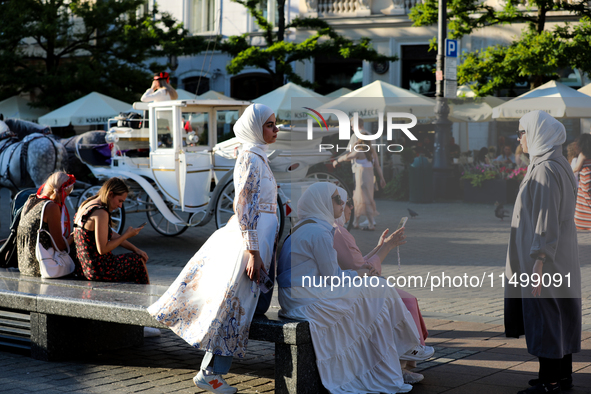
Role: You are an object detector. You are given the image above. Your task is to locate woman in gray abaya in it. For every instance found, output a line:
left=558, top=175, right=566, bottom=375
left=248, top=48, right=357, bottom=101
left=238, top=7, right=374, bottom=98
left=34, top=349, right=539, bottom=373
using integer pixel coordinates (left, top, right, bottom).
left=505, top=110, right=581, bottom=394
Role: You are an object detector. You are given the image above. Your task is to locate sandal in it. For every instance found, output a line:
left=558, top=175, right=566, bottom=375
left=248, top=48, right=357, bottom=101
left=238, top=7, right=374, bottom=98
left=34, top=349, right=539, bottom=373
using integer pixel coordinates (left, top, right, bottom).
left=361, top=226, right=375, bottom=231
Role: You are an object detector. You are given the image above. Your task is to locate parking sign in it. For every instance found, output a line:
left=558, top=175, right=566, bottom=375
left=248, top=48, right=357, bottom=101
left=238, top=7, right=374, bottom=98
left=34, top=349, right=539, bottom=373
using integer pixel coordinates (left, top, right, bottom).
left=445, top=39, right=458, bottom=58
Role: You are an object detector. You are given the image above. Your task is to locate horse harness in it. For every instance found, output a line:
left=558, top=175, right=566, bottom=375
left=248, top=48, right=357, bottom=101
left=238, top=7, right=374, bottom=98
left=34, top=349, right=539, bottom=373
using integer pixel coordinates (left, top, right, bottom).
left=0, top=135, right=60, bottom=190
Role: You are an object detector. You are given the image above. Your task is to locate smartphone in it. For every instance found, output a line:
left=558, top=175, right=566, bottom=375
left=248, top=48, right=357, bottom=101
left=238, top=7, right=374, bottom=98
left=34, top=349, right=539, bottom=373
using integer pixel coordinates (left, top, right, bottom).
left=258, top=270, right=274, bottom=294
left=138, top=221, right=147, bottom=228
left=397, top=217, right=408, bottom=230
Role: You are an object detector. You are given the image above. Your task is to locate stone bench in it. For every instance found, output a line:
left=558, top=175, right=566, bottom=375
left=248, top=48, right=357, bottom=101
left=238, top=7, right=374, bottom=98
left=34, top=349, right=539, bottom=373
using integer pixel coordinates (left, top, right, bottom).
left=0, top=268, right=324, bottom=394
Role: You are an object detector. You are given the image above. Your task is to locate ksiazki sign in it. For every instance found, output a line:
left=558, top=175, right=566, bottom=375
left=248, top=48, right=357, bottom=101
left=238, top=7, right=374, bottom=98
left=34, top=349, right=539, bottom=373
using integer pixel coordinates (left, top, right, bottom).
left=304, top=107, right=417, bottom=153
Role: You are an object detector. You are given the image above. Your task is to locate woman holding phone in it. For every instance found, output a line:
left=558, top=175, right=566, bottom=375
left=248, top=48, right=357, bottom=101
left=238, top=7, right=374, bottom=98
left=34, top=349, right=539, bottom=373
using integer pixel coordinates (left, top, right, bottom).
left=73, top=177, right=149, bottom=284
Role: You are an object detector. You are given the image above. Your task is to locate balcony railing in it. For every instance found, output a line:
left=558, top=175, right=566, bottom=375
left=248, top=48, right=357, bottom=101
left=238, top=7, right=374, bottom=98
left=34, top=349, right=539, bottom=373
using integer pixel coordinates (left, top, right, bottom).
left=309, top=0, right=422, bottom=17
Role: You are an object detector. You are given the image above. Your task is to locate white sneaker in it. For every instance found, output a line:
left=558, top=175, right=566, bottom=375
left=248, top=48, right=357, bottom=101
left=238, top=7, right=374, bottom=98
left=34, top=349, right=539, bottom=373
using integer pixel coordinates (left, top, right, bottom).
left=143, top=327, right=161, bottom=337
left=193, top=370, right=237, bottom=394
left=397, top=383, right=413, bottom=393
left=402, top=369, right=424, bottom=384
left=400, top=345, right=434, bottom=361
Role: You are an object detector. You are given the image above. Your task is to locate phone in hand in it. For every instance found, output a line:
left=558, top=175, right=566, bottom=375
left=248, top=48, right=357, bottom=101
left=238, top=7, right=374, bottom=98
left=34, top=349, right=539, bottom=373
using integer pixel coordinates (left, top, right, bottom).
left=397, top=217, right=408, bottom=230
left=137, top=221, right=147, bottom=228
left=258, top=269, right=274, bottom=294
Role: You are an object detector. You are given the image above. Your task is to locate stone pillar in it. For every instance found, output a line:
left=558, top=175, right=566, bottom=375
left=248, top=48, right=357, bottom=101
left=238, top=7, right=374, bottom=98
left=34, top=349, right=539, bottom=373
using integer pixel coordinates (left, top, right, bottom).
left=274, top=342, right=328, bottom=394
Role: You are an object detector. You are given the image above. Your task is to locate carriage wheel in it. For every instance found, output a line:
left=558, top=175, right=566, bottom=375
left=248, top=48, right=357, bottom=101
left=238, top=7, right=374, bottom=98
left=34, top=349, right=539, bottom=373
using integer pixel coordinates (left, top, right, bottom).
left=145, top=195, right=191, bottom=237
left=304, top=171, right=354, bottom=231
left=77, top=186, right=125, bottom=234
left=214, top=180, right=285, bottom=236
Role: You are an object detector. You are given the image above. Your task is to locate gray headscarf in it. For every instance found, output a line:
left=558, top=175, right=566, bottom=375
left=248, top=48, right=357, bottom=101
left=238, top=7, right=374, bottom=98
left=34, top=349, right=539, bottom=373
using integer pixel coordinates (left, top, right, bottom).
left=233, top=103, right=274, bottom=152
left=519, top=110, right=566, bottom=157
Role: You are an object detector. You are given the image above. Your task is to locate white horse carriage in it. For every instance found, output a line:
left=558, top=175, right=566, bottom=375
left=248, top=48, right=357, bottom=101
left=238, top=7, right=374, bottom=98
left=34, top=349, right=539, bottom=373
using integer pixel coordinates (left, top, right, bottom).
left=73, top=99, right=348, bottom=236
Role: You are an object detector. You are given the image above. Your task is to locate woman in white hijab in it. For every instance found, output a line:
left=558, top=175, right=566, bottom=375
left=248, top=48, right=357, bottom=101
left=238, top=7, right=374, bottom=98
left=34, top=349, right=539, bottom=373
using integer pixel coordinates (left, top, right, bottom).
left=278, top=182, right=434, bottom=394
left=148, top=104, right=279, bottom=394
left=505, top=111, right=581, bottom=394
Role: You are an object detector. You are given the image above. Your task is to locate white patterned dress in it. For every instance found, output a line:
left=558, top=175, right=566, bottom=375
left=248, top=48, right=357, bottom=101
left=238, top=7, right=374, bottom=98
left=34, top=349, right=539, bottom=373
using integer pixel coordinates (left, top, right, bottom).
left=148, top=146, right=278, bottom=357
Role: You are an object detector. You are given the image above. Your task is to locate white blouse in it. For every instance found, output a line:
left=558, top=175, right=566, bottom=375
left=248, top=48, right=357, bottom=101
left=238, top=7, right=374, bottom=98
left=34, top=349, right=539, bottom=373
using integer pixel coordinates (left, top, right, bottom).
left=141, top=88, right=171, bottom=102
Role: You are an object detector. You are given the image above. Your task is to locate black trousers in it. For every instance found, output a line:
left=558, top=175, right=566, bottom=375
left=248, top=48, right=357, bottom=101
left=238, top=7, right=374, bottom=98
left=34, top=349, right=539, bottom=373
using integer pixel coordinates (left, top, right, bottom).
left=539, top=354, right=572, bottom=383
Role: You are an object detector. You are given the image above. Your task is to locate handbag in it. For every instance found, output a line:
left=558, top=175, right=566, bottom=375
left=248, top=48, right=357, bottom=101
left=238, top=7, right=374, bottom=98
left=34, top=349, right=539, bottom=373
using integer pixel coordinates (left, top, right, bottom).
left=35, top=201, right=75, bottom=278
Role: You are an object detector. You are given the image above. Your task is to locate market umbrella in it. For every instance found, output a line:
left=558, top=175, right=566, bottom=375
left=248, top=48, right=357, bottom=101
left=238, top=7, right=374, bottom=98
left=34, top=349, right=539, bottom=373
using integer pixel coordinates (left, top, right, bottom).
left=0, top=96, right=47, bottom=122
left=38, top=92, right=132, bottom=127
left=325, top=87, right=352, bottom=98
left=319, top=80, right=436, bottom=121
left=450, top=96, right=506, bottom=122
left=492, top=80, right=591, bottom=119
left=197, top=90, right=232, bottom=100
left=253, top=82, right=325, bottom=121
left=176, top=88, right=198, bottom=100
left=578, top=83, right=591, bottom=96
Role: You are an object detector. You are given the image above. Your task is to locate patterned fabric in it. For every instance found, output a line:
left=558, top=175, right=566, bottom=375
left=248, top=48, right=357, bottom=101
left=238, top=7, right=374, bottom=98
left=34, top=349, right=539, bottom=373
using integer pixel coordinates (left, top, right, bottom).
left=17, top=196, right=52, bottom=277
left=575, top=159, right=591, bottom=230
left=148, top=147, right=278, bottom=357
left=234, top=150, right=276, bottom=250
left=74, top=205, right=149, bottom=284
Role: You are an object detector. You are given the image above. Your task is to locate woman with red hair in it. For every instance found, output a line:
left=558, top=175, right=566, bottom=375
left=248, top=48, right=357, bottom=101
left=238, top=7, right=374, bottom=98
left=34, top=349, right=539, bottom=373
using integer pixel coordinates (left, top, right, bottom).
left=17, top=171, right=76, bottom=277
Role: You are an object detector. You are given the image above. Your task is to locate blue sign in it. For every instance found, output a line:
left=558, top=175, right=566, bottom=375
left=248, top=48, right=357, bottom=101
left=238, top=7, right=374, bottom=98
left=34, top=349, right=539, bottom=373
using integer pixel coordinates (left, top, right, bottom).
left=445, top=39, right=458, bottom=58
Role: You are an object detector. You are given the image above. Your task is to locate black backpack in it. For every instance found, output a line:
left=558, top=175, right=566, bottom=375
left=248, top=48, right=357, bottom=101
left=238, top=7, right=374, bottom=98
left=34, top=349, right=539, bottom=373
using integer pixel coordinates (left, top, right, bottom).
left=116, top=112, right=143, bottom=129
left=0, top=188, right=38, bottom=268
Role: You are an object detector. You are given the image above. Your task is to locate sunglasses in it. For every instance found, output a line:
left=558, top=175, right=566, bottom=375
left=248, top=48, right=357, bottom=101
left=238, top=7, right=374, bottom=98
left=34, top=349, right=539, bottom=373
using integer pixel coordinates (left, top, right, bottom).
left=346, top=198, right=354, bottom=208
left=332, top=194, right=344, bottom=205
left=516, top=130, right=526, bottom=139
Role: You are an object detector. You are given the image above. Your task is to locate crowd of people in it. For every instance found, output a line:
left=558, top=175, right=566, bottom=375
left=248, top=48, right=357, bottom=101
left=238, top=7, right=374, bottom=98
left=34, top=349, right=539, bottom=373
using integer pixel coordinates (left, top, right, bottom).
left=8, top=80, right=585, bottom=393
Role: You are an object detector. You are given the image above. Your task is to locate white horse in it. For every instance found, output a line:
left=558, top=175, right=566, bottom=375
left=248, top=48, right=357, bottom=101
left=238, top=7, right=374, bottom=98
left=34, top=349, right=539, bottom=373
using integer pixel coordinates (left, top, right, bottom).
left=0, top=120, right=67, bottom=196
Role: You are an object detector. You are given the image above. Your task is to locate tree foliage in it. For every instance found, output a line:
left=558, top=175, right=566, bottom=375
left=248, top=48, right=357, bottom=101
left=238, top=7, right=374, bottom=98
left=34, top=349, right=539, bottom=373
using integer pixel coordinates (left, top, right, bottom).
left=0, top=0, right=210, bottom=109
left=220, top=0, right=397, bottom=88
left=409, top=0, right=591, bottom=96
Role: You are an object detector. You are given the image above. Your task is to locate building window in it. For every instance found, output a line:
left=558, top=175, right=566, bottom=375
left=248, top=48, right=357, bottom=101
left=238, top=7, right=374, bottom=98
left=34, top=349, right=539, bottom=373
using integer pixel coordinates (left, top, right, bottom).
left=401, top=45, right=436, bottom=97
left=254, top=0, right=279, bottom=30
left=190, top=0, right=215, bottom=34
left=183, top=76, right=210, bottom=96
left=231, top=73, right=274, bottom=100
left=314, top=57, right=362, bottom=95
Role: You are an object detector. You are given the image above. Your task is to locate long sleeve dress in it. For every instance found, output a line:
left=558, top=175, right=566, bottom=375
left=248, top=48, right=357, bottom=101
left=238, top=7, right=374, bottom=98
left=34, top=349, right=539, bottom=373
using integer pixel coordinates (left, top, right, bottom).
left=333, top=224, right=429, bottom=345
left=148, top=146, right=278, bottom=358
left=279, top=220, right=421, bottom=394
left=505, top=147, right=581, bottom=359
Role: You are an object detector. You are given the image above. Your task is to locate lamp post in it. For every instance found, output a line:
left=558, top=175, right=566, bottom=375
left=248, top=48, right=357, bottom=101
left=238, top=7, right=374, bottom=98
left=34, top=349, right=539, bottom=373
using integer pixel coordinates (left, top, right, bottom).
left=432, top=0, right=453, bottom=200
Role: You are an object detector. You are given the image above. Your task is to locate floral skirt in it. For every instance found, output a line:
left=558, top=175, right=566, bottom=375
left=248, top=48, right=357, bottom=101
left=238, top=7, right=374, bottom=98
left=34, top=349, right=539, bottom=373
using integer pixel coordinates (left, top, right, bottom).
left=148, top=214, right=277, bottom=357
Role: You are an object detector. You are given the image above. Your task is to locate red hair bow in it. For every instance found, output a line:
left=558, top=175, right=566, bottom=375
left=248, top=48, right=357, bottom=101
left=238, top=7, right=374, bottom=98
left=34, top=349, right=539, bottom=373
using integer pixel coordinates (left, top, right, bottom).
left=154, top=72, right=170, bottom=84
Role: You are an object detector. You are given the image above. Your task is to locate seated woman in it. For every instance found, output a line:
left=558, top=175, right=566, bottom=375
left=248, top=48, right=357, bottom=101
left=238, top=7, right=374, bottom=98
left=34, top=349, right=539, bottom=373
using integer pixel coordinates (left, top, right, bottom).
left=278, top=182, right=433, bottom=394
left=17, top=171, right=76, bottom=277
left=73, top=177, right=149, bottom=284
left=333, top=187, right=429, bottom=384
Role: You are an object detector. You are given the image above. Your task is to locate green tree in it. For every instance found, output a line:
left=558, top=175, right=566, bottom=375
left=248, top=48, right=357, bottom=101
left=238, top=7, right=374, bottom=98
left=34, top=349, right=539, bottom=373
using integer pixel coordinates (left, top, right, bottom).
left=0, top=0, right=211, bottom=109
left=409, top=0, right=591, bottom=96
left=220, top=0, right=397, bottom=89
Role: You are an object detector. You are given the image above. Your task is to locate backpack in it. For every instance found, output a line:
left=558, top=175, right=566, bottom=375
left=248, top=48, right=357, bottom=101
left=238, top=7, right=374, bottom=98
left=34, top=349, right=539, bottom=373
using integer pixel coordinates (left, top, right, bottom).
left=0, top=188, right=38, bottom=268
left=116, top=112, right=143, bottom=129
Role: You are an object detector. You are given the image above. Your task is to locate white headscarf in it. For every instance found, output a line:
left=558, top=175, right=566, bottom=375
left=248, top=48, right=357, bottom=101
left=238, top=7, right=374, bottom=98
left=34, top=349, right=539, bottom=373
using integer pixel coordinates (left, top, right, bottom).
left=519, top=110, right=566, bottom=157
left=297, top=182, right=338, bottom=226
left=233, top=103, right=274, bottom=152
left=334, top=187, right=348, bottom=227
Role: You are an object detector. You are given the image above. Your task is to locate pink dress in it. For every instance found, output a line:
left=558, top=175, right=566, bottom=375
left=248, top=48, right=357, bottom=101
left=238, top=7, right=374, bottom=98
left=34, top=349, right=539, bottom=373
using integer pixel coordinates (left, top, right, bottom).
left=333, top=224, right=428, bottom=345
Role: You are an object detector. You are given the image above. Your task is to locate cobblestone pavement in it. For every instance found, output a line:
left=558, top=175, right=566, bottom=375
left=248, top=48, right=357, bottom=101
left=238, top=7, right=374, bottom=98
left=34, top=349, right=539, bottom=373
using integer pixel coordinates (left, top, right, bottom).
left=1, top=189, right=590, bottom=393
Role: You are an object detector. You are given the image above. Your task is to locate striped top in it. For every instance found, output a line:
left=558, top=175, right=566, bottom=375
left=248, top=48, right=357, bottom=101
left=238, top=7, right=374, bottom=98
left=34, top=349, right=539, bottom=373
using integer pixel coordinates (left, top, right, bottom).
left=575, top=159, right=591, bottom=230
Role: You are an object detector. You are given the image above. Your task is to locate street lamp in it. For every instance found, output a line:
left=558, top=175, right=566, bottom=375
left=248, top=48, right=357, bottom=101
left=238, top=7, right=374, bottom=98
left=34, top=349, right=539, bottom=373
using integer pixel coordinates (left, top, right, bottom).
left=432, top=0, right=453, bottom=200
